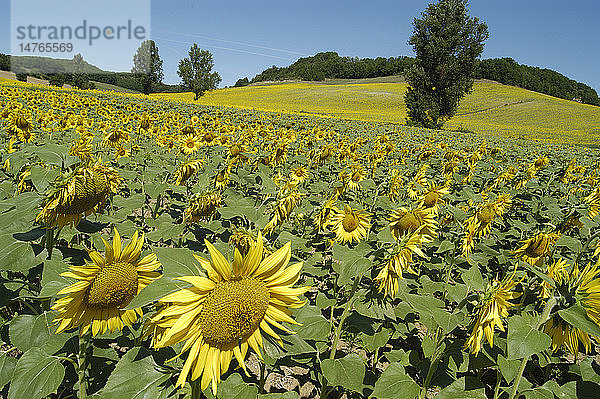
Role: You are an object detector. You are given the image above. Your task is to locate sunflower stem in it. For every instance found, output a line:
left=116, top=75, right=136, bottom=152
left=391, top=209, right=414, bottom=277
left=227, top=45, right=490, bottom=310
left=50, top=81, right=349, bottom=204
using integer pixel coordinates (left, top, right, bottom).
left=493, top=367, right=502, bottom=399
left=45, top=226, right=55, bottom=259
left=575, top=230, right=600, bottom=265
left=77, top=328, right=91, bottom=399
left=329, top=275, right=360, bottom=361
left=258, top=361, right=267, bottom=393
left=508, top=296, right=556, bottom=399
left=190, top=378, right=203, bottom=399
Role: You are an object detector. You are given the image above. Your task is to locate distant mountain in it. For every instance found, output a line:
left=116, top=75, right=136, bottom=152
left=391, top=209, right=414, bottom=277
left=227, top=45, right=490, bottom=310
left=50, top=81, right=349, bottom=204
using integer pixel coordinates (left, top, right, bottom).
left=1, top=54, right=182, bottom=93
left=248, top=52, right=599, bottom=106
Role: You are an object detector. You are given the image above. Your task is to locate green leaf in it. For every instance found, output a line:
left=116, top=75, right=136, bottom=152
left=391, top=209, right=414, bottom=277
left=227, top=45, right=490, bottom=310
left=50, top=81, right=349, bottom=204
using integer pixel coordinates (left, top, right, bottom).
left=462, top=265, right=485, bottom=292
left=218, top=373, right=259, bottom=399
left=321, top=353, right=365, bottom=393
left=332, top=243, right=371, bottom=285
left=0, top=233, right=38, bottom=273
left=360, top=329, right=390, bottom=352
left=497, top=355, right=521, bottom=384
left=9, top=314, right=51, bottom=353
left=0, top=352, right=17, bottom=390
left=26, top=143, right=70, bottom=166
left=8, top=347, right=65, bottom=399
left=507, top=315, right=551, bottom=360
left=436, top=377, right=486, bottom=399
left=39, top=258, right=72, bottom=298
left=370, top=362, right=419, bottom=399
left=29, top=165, right=60, bottom=193
left=92, top=347, right=172, bottom=399
left=126, top=246, right=201, bottom=309
left=436, top=239, right=455, bottom=253
left=559, top=304, right=600, bottom=337
left=555, top=235, right=582, bottom=253
left=293, top=305, right=330, bottom=342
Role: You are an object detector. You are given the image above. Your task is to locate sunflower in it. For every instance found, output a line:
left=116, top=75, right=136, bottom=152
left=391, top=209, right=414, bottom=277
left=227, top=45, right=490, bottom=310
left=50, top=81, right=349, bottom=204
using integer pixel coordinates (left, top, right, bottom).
left=418, top=183, right=450, bottom=213
left=290, top=166, right=309, bottom=183
left=7, top=109, right=35, bottom=142
left=512, top=232, right=560, bottom=266
left=114, top=146, right=130, bottom=160
left=464, top=275, right=521, bottom=354
left=214, top=167, right=230, bottom=189
left=387, top=169, right=404, bottom=201
left=102, top=129, right=129, bottom=148
left=374, top=232, right=425, bottom=298
left=36, top=163, right=121, bottom=228
left=388, top=206, right=436, bottom=241
left=52, top=228, right=161, bottom=336
left=184, top=192, right=222, bottom=223
left=173, top=159, right=205, bottom=185
left=180, top=134, right=202, bottom=155
left=585, top=187, right=600, bottom=220
left=329, top=204, right=371, bottom=244
left=263, top=192, right=303, bottom=235
left=146, top=233, right=308, bottom=395
left=543, top=261, right=600, bottom=355
left=314, top=193, right=338, bottom=231
left=347, top=164, right=365, bottom=190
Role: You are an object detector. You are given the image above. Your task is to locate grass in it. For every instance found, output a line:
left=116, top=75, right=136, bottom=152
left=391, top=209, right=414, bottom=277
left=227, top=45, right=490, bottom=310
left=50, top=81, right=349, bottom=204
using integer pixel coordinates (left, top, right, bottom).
left=153, top=81, right=600, bottom=145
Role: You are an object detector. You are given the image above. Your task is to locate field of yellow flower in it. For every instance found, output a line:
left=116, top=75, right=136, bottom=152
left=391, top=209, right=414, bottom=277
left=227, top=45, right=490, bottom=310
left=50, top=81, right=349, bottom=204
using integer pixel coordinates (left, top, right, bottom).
left=154, top=80, right=600, bottom=146
left=2, top=78, right=600, bottom=399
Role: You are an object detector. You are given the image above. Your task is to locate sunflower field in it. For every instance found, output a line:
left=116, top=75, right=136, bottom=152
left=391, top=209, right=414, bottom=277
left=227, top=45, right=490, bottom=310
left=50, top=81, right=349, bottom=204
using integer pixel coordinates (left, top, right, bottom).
left=1, top=79, right=600, bottom=399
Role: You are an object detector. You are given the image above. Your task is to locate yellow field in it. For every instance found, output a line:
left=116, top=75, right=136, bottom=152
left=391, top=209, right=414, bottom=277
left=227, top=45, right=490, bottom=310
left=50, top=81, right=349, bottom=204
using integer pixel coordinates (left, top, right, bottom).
left=153, top=81, right=600, bottom=145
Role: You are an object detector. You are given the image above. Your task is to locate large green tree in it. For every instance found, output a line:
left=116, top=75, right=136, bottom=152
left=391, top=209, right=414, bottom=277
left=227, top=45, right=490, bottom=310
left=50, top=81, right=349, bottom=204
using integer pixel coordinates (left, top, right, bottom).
left=177, top=44, right=221, bottom=100
left=132, top=40, right=164, bottom=95
left=405, top=0, right=488, bottom=129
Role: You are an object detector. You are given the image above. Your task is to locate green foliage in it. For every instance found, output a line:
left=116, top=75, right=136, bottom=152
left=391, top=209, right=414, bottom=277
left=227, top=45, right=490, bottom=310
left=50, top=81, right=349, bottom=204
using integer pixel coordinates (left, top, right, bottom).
left=177, top=44, right=222, bottom=100
left=405, top=0, right=488, bottom=128
left=71, top=54, right=94, bottom=90
left=2, top=80, right=600, bottom=399
left=250, top=51, right=413, bottom=83
left=234, top=77, right=250, bottom=87
left=132, top=40, right=164, bottom=95
left=476, top=58, right=600, bottom=106
left=0, top=54, right=10, bottom=71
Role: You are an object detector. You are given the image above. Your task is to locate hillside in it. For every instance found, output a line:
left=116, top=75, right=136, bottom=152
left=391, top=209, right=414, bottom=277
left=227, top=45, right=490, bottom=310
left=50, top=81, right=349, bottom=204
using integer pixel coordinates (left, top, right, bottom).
left=246, top=52, right=599, bottom=106
left=155, top=80, right=600, bottom=145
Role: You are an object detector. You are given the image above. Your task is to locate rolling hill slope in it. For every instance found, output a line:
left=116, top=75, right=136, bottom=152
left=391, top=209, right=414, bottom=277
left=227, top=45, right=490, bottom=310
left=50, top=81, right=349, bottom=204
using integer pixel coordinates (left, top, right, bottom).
left=154, top=80, right=600, bottom=145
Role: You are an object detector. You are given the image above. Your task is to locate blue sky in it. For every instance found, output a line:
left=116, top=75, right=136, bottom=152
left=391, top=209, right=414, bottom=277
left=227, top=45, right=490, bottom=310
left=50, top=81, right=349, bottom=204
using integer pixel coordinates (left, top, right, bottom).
left=1, top=0, right=599, bottom=92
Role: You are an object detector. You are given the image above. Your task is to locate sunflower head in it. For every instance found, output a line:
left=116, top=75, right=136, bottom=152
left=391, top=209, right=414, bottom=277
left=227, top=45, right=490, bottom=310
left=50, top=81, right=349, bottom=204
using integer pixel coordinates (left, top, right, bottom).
left=329, top=204, right=371, bottom=244
left=52, top=228, right=161, bottom=336
left=184, top=192, right=222, bottom=222
left=389, top=207, right=436, bottom=241
left=512, top=232, right=560, bottom=265
left=36, top=163, right=121, bottom=228
left=464, top=275, right=521, bottom=354
left=146, top=233, right=309, bottom=395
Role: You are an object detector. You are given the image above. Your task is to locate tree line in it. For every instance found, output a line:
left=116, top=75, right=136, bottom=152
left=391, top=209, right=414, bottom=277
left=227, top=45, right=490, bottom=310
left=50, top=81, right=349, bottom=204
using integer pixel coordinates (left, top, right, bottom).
left=0, top=40, right=221, bottom=98
left=245, top=52, right=599, bottom=107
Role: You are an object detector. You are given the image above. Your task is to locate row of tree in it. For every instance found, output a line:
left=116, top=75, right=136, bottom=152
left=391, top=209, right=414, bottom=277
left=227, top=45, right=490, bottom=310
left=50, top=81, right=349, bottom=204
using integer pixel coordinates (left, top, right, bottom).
left=0, top=41, right=222, bottom=99
left=474, top=58, right=600, bottom=105
left=247, top=53, right=599, bottom=107
left=250, top=52, right=414, bottom=83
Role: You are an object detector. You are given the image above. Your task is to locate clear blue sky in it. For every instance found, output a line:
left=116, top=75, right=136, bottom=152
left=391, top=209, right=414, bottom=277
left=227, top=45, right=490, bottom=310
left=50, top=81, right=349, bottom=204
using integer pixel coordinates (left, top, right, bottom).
left=1, top=0, right=598, bottom=92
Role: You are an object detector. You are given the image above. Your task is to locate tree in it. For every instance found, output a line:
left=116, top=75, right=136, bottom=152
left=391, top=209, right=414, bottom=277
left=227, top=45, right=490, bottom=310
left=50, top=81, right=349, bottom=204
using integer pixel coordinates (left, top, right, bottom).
left=71, top=53, right=93, bottom=89
left=234, top=77, right=250, bottom=87
left=0, top=53, right=10, bottom=71
left=405, top=0, right=488, bottom=129
left=177, top=44, right=221, bottom=100
left=132, top=40, right=163, bottom=95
